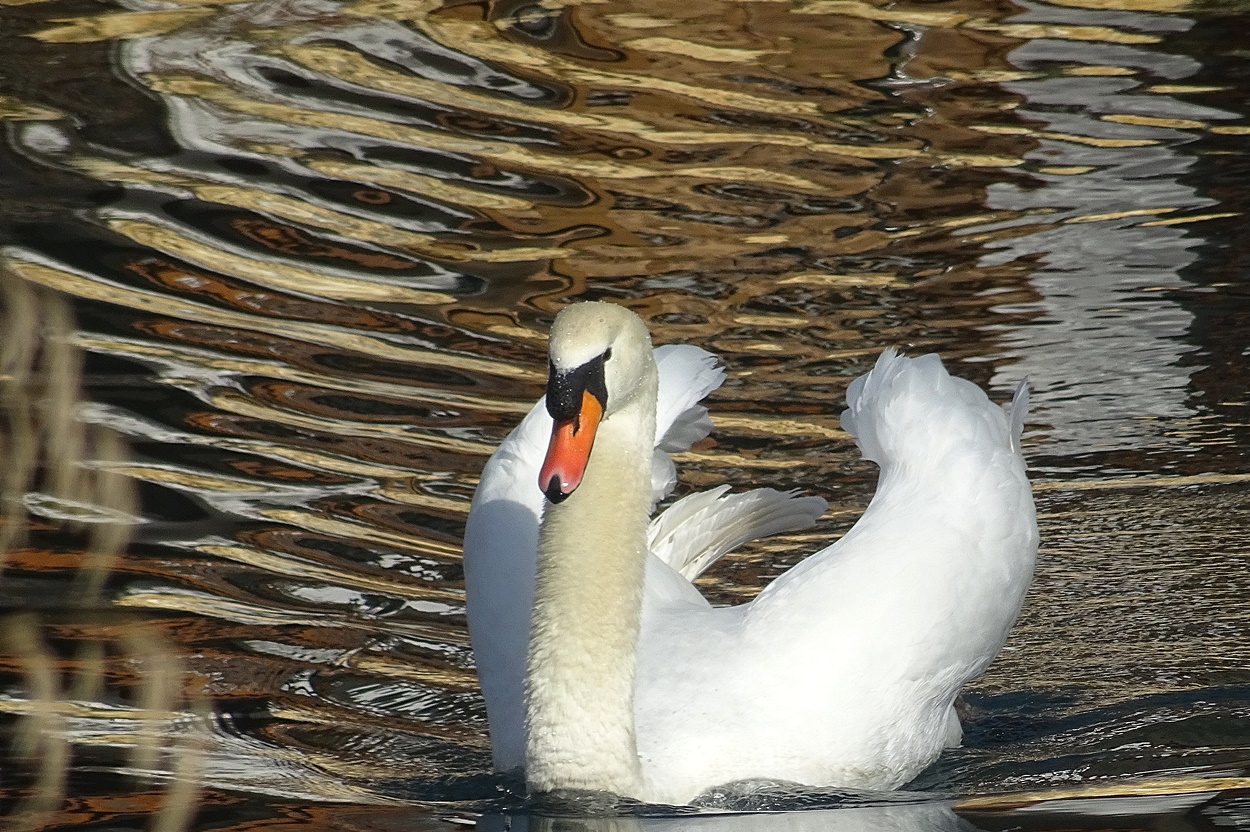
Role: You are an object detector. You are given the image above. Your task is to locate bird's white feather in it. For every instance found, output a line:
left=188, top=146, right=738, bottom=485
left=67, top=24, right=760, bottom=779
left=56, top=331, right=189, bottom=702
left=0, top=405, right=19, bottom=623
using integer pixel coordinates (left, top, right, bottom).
left=648, top=486, right=827, bottom=580
left=648, top=344, right=725, bottom=502
left=467, top=335, right=1037, bottom=804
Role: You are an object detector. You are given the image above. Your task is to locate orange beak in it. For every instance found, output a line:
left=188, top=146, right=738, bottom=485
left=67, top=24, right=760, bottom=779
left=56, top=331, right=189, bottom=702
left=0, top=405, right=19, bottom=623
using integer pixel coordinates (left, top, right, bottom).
left=539, top=390, right=603, bottom=503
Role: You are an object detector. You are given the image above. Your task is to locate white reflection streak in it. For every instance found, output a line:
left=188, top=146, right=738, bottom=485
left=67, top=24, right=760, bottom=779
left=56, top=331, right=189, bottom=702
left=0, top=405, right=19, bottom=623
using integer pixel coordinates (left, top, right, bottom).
left=973, top=7, right=1236, bottom=457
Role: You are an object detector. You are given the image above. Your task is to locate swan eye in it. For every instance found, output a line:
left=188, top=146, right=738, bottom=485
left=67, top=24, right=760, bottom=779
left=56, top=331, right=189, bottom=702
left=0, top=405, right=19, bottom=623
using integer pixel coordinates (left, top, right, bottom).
left=603, top=347, right=612, bottom=362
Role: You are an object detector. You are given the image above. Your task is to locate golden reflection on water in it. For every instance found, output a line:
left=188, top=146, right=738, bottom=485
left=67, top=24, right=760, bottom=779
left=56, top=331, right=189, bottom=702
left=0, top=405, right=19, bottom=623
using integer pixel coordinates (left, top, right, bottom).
left=0, top=0, right=1248, bottom=826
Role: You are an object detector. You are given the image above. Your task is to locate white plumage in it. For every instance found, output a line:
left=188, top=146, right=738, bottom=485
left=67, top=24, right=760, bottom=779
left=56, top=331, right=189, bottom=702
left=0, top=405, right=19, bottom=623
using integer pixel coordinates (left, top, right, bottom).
left=463, top=304, right=1037, bottom=805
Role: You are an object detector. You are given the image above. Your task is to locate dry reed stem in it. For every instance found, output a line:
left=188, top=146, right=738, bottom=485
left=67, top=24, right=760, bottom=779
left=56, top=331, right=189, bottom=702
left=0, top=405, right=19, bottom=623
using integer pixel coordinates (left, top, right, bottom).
left=2, top=613, right=71, bottom=832
left=75, top=425, right=138, bottom=600
left=0, top=267, right=203, bottom=831
left=0, top=276, right=40, bottom=553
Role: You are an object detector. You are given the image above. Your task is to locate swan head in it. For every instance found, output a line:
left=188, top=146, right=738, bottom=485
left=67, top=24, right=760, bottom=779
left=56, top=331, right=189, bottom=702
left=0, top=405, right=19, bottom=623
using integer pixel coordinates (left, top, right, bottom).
left=539, top=302, right=654, bottom=504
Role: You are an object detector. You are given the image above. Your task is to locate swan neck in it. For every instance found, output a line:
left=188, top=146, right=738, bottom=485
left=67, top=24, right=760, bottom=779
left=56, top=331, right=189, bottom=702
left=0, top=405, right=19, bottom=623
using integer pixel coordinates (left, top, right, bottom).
left=525, top=388, right=656, bottom=798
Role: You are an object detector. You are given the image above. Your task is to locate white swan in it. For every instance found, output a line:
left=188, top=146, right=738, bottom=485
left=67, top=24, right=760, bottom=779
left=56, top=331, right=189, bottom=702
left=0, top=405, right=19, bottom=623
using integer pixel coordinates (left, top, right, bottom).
left=463, top=302, right=1037, bottom=805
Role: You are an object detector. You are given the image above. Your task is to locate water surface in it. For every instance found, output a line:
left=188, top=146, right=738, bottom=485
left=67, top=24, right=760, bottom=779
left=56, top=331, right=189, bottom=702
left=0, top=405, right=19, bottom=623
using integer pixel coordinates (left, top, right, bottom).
left=0, top=0, right=1248, bottom=828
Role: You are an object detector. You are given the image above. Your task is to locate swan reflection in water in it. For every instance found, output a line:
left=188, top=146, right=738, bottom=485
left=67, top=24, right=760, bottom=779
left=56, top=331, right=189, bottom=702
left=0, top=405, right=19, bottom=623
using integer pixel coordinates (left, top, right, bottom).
left=477, top=800, right=978, bottom=832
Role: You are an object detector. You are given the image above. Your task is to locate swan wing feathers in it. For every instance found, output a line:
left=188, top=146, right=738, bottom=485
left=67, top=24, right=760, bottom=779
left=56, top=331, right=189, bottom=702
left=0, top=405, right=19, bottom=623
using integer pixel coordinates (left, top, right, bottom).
left=654, top=344, right=725, bottom=450
left=649, top=345, right=726, bottom=501
left=1008, top=377, right=1029, bottom=453
left=461, top=404, right=551, bottom=773
left=750, top=347, right=1035, bottom=669
left=648, top=486, right=828, bottom=580
left=647, top=345, right=827, bottom=579
left=840, top=348, right=1022, bottom=467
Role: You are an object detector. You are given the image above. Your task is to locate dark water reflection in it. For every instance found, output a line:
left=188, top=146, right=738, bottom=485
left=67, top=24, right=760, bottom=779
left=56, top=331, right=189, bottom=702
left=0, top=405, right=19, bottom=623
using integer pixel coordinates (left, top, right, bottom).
left=0, top=0, right=1248, bottom=828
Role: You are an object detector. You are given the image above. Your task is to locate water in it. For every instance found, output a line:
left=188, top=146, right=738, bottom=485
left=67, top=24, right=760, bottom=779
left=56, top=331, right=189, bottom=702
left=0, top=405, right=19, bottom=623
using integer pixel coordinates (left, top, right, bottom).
left=0, top=0, right=1248, bottom=828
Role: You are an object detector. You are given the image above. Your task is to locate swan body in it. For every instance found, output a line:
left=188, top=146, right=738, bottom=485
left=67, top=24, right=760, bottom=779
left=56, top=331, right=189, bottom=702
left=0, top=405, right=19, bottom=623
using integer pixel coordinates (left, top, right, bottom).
left=464, top=303, right=1037, bottom=805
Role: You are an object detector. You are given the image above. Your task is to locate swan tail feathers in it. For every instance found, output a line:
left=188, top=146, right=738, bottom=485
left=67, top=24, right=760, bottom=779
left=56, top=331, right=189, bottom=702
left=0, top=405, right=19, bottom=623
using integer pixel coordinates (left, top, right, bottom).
left=650, top=345, right=725, bottom=502
left=649, top=486, right=828, bottom=580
